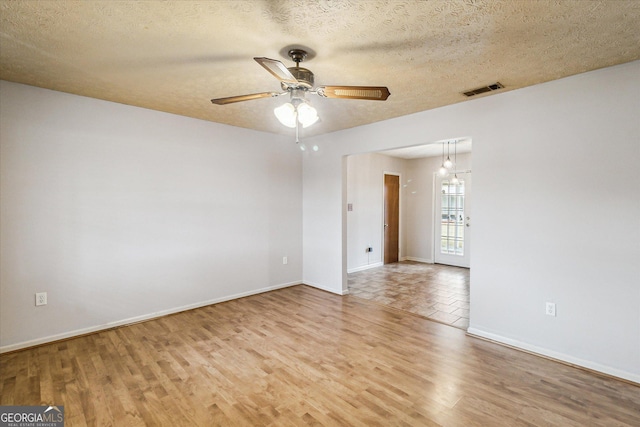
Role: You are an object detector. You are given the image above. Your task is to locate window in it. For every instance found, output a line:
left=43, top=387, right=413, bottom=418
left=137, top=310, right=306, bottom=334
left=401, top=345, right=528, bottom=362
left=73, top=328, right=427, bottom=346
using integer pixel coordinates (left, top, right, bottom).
left=440, top=180, right=465, bottom=255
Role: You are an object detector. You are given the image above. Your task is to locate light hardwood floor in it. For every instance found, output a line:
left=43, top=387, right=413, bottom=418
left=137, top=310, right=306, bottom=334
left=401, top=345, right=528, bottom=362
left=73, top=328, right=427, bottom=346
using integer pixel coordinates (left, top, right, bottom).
left=348, top=262, right=470, bottom=329
left=1, top=285, right=638, bottom=426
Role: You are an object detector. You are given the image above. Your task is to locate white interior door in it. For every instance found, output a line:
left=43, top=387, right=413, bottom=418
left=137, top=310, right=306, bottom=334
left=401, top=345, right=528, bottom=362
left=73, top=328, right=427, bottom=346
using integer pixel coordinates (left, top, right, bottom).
left=434, top=172, right=471, bottom=268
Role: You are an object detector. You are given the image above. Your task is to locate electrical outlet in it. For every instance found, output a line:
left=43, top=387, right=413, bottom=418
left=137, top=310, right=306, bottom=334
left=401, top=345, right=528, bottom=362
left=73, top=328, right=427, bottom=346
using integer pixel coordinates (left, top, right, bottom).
left=545, top=302, right=556, bottom=317
left=282, top=256, right=288, bottom=265
left=35, top=292, right=47, bottom=306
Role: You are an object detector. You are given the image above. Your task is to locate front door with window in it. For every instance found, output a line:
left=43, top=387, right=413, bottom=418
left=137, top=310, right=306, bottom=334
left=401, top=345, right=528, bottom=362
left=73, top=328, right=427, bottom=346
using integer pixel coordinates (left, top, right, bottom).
left=435, top=172, right=471, bottom=268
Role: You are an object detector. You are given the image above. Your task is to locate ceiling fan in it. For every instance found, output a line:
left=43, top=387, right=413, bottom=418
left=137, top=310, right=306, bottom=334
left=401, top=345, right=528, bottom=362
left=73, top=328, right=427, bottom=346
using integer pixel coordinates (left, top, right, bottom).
left=211, top=48, right=390, bottom=129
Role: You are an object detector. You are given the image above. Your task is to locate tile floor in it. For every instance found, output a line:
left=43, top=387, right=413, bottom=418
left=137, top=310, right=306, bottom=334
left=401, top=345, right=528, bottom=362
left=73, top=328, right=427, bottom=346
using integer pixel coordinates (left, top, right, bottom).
left=347, top=261, right=470, bottom=330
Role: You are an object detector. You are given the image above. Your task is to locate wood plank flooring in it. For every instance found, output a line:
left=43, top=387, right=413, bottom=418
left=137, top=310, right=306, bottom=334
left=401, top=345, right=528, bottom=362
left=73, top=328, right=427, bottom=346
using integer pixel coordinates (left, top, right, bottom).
left=1, top=285, right=638, bottom=426
left=348, top=262, right=470, bottom=329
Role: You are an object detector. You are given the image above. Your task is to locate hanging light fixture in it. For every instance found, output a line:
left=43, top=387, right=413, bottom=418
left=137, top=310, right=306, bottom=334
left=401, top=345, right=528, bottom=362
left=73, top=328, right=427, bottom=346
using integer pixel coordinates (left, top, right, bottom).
left=443, top=141, right=454, bottom=169
left=438, top=141, right=449, bottom=176
left=450, top=140, right=460, bottom=185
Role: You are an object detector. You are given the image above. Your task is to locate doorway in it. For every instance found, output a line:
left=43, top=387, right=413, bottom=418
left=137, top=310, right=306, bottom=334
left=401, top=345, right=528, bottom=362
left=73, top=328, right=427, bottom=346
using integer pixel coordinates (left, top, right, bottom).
left=434, top=171, right=471, bottom=268
left=345, top=143, right=472, bottom=329
left=383, top=173, right=400, bottom=264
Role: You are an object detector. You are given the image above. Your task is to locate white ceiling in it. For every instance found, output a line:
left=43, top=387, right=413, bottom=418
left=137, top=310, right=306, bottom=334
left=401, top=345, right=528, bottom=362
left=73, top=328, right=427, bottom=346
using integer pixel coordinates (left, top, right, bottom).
left=1, top=1, right=639, bottom=138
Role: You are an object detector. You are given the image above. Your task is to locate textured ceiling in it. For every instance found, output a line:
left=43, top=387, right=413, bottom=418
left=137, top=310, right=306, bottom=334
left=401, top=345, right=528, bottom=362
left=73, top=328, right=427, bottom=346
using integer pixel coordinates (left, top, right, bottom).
left=1, top=1, right=639, bottom=138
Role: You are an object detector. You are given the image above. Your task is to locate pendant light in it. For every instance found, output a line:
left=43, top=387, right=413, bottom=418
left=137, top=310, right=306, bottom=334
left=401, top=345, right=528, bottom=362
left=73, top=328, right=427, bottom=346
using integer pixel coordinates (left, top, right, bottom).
left=450, top=140, right=460, bottom=185
left=438, top=142, right=449, bottom=176
left=443, top=141, right=454, bottom=169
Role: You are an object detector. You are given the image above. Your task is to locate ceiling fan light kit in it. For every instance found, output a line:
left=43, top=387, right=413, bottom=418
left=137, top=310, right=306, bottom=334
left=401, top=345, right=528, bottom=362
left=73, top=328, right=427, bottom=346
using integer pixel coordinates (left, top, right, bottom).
left=295, top=102, right=319, bottom=128
left=211, top=48, right=390, bottom=146
left=273, top=102, right=297, bottom=128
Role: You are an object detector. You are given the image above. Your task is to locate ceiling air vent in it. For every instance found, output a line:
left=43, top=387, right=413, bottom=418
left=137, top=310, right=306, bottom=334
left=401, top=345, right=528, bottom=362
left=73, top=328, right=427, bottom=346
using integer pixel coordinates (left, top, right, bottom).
left=463, top=82, right=504, bottom=97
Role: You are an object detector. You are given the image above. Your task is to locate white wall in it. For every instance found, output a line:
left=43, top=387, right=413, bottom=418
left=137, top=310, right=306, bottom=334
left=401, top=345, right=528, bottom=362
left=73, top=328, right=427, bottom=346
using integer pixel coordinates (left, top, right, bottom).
left=0, top=81, right=303, bottom=351
left=346, top=153, right=404, bottom=272
left=403, top=153, right=472, bottom=264
left=302, top=61, right=640, bottom=382
left=2, top=62, right=638, bottom=383
left=345, top=151, right=472, bottom=271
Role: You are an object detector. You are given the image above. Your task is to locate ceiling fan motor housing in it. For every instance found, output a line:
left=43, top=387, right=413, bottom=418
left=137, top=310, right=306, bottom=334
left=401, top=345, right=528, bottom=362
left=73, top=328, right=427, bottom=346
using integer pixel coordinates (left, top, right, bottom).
left=283, top=67, right=314, bottom=89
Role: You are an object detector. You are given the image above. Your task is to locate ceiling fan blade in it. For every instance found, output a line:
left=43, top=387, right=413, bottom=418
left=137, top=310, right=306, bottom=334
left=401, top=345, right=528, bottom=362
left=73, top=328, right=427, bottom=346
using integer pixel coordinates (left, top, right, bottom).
left=254, top=57, right=298, bottom=85
left=211, top=92, right=280, bottom=105
left=316, top=86, right=390, bottom=101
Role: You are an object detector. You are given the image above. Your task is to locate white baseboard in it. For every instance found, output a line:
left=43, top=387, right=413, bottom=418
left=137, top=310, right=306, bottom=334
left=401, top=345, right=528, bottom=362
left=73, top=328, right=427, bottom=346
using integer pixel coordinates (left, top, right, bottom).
left=347, top=258, right=433, bottom=273
left=347, top=262, right=383, bottom=273
left=301, top=280, right=347, bottom=295
left=0, top=281, right=300, bottom=354
left=402, top=257, right=434, bottom=264
left=467, top=327, right=640, bottom=385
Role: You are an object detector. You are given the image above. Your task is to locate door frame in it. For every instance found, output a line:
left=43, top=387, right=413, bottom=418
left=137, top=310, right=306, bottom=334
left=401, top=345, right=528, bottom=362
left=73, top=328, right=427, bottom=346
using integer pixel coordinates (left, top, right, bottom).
left=382, top=171, right=401, bottom=264
left=432, top=170, right=472, bottom=268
